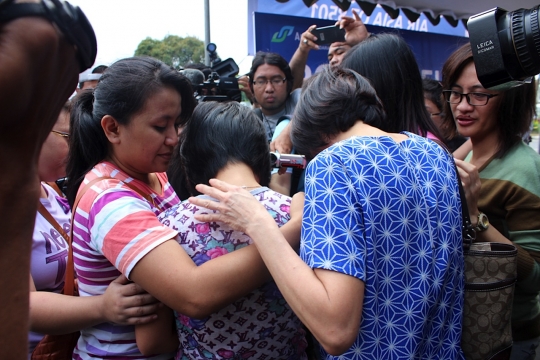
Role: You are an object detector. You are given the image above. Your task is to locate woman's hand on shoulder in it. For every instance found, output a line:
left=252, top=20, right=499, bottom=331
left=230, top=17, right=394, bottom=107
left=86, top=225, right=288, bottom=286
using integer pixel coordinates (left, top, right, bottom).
left=454, top=159, right=481, bottom=219
left=189, top=179, right=275, bottom=236
left=100, top=274, right=161, bottom=325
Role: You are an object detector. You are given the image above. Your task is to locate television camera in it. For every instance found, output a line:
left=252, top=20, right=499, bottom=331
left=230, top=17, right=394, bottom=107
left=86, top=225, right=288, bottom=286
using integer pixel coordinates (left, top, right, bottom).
left=468, top=5, right=540, bottom=90
left=189, top=42, right=242, bottom=102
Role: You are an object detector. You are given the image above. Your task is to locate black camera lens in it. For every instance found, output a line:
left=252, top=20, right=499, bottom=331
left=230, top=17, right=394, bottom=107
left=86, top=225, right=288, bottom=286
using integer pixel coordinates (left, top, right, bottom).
left=468, top=5, right=540, bottom=90
left=270, top=152, right=279, bottom=167
left=503, top=6, right=540, bottom=77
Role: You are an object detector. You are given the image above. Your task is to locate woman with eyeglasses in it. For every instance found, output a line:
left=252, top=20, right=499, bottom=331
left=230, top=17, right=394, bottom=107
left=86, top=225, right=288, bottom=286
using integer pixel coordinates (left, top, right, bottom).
left=28, top=101, right=160, bottom=358
left=422, top=78, right=467, bottom=152
left=442, top=43, right=540, bottom=360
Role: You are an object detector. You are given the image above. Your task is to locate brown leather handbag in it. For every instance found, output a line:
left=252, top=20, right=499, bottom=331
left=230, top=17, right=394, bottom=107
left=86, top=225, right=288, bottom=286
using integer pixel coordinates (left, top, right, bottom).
left=461, top=242, right=517, bottom=360
left=456, top=174, right=517, bottom=360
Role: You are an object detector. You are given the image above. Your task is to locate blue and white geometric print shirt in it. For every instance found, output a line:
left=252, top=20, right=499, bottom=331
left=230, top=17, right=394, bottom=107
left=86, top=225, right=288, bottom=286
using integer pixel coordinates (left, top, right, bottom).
left=300, top=132, right=465, bottom=360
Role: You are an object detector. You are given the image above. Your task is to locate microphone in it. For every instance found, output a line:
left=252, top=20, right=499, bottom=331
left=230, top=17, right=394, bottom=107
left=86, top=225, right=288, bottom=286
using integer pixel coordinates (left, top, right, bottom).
left=180, top=68, right=205, bottom=87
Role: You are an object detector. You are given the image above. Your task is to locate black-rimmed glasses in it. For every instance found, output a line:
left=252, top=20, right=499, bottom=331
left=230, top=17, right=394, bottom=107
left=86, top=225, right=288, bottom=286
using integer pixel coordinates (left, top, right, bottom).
left=252, top=77, right=287, bottom=87
left=442, top=90, right=499, bottom=106
left=51, top=130, right=70, bottom=140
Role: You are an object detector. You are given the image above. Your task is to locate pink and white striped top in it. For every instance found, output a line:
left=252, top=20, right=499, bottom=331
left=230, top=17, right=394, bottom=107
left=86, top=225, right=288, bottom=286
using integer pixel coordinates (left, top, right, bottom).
left=72, top=161, right=179, bottom=360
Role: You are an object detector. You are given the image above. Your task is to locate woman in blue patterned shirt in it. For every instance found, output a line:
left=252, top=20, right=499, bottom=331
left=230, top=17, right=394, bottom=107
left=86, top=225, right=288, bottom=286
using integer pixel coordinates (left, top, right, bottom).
left=190, top=66, right=465, bottom=360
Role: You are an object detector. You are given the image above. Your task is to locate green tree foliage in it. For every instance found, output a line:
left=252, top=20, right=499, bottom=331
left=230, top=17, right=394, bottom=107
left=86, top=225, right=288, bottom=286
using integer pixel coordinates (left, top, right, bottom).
left=134, top=35, right=206, bottom=69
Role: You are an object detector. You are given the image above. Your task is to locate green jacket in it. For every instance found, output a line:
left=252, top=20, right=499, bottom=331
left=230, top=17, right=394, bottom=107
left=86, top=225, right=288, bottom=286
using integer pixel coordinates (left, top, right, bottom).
left=470, top=141, right=540, bottom=341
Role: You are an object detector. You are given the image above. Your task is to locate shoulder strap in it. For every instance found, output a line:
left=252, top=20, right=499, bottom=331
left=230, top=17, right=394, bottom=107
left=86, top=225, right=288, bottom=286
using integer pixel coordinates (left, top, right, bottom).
left=73, top=176, right=156, bottom=210
left=38, top=205, right=75, bottom=294
left=429, top=139, right=475, bottom=250
left=37, top=203, right=70, bottom=243
left=253, top=108, right=263, bottom=121
left=37, top=191, right=75, bottom=295
left=276, top=114, right=292, bottom=127
left=46, top=181, right=64, bottom=197
left=122, top=181, right=155, bottom=206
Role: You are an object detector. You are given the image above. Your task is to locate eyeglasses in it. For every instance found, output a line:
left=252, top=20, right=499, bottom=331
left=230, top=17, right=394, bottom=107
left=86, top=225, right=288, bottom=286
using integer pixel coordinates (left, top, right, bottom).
left=252, top=77, right=287, bottom=88
left=430, top=112, right=443, bottom=118
left=442, top=90, right=499, bottom=106
left=51, top=130, right=70, bottom=140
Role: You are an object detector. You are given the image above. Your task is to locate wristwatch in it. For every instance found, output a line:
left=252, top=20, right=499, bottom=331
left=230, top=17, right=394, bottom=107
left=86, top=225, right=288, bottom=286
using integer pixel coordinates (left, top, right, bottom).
left=474, top=212, right=490, bottom=232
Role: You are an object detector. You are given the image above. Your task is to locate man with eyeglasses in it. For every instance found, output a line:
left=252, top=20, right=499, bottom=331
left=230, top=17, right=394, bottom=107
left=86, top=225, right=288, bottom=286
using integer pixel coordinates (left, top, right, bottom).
left=247, top=52, right=303, bottom=197
left=248, top=51, right=301, bottom=143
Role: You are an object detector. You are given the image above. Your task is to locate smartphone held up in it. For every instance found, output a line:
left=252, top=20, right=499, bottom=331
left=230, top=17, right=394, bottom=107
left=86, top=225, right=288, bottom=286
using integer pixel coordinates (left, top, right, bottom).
left=311, top=25, right=346, bottom=45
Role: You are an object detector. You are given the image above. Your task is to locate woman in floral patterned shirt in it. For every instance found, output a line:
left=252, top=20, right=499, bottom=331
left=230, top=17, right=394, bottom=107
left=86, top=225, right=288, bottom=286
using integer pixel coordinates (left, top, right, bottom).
left=137, top=101, right=307, bottom=359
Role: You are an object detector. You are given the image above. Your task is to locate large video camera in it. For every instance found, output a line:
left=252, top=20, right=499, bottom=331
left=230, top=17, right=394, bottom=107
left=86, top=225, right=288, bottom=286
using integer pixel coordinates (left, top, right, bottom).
left=194, top=71, right=241, bottom=103
left=195, top=42, right=242, bottom=102
left=468, top=5, right=540, bottom=90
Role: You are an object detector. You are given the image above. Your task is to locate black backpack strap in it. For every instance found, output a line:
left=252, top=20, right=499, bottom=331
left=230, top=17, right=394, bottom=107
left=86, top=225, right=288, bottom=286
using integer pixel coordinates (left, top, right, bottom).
left=253, top=108, right=263, bottom=121
left=277, top=114, right=292, bottom=126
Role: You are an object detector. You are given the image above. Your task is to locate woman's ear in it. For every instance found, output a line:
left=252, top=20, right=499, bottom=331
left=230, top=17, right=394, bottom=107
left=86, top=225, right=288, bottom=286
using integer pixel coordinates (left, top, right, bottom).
left=101, top=115, right=121, bottom=144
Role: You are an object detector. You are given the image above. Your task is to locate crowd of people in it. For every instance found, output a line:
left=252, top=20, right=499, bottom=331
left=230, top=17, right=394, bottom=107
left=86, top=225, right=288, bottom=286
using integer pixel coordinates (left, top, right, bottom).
left=2, top=3, right=540, bottom=360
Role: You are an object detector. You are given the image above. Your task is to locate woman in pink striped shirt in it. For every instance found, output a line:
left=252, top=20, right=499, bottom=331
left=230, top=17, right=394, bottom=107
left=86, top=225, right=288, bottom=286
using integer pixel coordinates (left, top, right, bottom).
left=66, top=56, right=302, bottom=359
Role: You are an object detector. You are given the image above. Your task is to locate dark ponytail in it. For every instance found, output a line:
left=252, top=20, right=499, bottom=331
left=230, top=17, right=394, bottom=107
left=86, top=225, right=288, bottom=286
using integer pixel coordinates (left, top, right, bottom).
left=66, top=89, right=109, bottom=206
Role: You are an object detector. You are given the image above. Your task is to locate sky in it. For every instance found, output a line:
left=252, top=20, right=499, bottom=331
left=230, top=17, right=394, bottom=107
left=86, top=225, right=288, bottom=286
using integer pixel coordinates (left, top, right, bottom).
left=69, top=0, right=252, bottom=76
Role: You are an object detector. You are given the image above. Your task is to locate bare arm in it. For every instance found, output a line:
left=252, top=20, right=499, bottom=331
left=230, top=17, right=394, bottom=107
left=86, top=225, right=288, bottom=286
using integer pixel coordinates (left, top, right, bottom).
left=270, top=122, right=293, bottom=154
left=189, top=181, right=365, bottom=355
left=238, top=75, right=255, bottom=104
left=136, top=306, right=178, bottom=356
left=129, top=202, right=302, bottom=319
left=0, top=7, right=79, bottom=359
left=29, top=274, right=160, bottom=334
left=269, top=171, right=292, bottom=196
left=289, top=25, right=318, bottom=90
left=454, top=159, right=512, bottom=245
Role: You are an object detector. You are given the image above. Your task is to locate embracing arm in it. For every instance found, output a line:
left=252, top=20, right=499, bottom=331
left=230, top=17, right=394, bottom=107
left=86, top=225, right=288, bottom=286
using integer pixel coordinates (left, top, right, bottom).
left=242, top=222, right=364, bottom=355
left=269, top=172, right=292, bottom=196
left=130, top=208, right=301, bottom=319
left=190, top=182, right=364, bottom=355
left=29, top=274, right=159, bottom=334
left=136, top=306, right=178, bottom=356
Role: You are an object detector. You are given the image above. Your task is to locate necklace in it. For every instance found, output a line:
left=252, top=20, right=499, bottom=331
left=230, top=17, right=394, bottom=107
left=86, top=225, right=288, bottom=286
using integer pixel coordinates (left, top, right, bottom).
left=261, top=114, right=274, bottom=142
left=241, top=185, right=261, bottom=189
